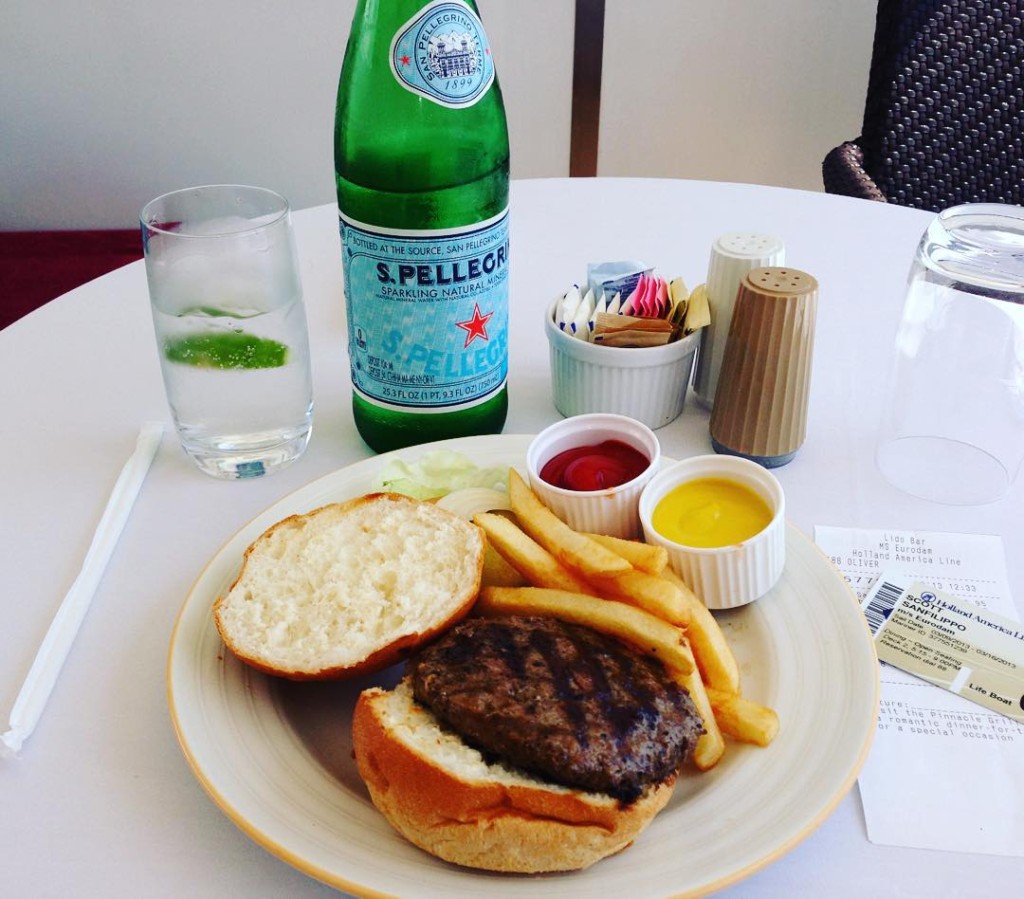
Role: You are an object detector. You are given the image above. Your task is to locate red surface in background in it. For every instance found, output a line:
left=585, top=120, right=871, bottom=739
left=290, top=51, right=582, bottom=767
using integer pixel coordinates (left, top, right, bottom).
left=0, top=230, right=143, bottom=331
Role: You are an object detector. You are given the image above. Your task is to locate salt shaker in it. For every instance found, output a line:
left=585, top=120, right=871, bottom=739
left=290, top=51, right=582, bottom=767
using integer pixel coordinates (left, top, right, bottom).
left=693, top=232, right=786, bottom=409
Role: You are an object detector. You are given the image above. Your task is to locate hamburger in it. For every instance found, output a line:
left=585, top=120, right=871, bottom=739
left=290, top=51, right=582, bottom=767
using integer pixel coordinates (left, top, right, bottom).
left=353, top=614, right=703, bottom=873
left=212, top=491, right=704, bottom=872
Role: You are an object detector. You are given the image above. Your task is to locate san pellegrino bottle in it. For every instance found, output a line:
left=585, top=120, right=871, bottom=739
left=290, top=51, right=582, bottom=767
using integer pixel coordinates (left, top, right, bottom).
left=335, top=0, right=510, bottom=452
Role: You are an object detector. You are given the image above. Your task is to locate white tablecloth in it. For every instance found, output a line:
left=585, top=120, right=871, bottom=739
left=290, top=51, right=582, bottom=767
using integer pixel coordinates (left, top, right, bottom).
left=2, top=178, right=1021, bottom=896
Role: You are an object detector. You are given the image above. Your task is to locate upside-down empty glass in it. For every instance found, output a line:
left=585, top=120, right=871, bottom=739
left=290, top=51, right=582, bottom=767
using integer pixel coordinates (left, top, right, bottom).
left=876, top=203, right=1024, bottom=504
left=141, top=185, right=314, bottom=479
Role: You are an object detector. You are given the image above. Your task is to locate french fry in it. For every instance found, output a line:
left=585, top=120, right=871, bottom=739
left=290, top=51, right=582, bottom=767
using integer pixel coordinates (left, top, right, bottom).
left=475, top=586, right=693, bottom=676
left=662, top=567, right=741, bottom=694
left=674, top=645, right=726, bottom=771
left=584, top=533, right=668, bottom=575
left=587, top=568, right=690, bottom=627
left=656, top=562, right=703, bottom=613
left=474, top=512, right=591, bottom=593
left=686, top=601, right=742, bottom=695
left=478, top=511, right=688, bottom=625
left=706, top=688, right=780, bottom=747
left=508, top=469, right=631, bottom=579
left=481, top=542, right=528, bottom=588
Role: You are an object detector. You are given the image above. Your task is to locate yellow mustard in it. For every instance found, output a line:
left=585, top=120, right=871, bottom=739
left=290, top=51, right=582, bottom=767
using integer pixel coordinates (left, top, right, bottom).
left=652, top=477, right=773, bottom=548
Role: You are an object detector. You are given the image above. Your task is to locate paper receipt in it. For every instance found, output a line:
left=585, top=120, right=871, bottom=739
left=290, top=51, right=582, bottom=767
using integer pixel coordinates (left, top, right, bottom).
left=863, top=574, right=1024, bottom=724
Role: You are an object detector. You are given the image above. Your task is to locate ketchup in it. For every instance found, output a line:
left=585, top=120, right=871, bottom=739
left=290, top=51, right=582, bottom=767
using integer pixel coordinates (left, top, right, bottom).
left=539, top=440, right=650, bottom=492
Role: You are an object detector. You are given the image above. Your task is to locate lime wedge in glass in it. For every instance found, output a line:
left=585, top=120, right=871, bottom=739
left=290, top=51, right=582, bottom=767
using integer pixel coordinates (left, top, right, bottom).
left=163, top=333, right=289, bottom=369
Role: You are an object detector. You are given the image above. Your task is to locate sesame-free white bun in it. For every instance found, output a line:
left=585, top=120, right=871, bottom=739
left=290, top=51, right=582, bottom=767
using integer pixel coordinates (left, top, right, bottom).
left=352, top=679, right=676, bottom=873
left=213, top=493, right=485, bottom=680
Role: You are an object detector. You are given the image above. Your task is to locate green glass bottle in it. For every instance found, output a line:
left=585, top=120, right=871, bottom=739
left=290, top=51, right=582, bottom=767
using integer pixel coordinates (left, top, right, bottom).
left=335, top=0, right=510, bottom=453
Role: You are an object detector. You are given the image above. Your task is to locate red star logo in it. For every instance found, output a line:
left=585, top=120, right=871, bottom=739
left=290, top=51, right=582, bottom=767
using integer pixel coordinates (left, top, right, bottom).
left=455, top=303, right=493, bottom=348
left=400, top=54, right=411, bottom=66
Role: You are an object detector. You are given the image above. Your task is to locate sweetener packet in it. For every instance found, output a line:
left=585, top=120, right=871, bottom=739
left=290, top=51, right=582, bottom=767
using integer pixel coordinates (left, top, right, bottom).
left=862, top=573, right=1024, bottom=723
left=586, top=260, right=651, bottom=301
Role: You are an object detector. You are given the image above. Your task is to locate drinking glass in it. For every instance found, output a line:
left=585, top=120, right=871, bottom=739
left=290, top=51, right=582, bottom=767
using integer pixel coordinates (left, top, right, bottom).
left=141, top=185, right=314, bottom=479
left=876, top=203, right=1024, bottom=504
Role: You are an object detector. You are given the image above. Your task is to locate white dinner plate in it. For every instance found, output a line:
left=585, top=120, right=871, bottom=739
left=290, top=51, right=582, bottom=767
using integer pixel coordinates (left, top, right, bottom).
left=168, top=434, right=879, bottom=898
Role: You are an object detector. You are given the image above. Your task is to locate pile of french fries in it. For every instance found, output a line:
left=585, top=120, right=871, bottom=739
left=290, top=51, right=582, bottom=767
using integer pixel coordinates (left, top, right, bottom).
left=471, top=469, right=779, bottom=771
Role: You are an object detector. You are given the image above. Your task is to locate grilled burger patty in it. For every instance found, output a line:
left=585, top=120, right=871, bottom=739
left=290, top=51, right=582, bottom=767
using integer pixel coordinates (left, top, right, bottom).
left=408, top=615, right=703, bottom=802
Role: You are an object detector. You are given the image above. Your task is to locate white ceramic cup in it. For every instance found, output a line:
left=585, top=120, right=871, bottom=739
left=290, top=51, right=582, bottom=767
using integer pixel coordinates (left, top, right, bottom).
left=639, top=454, right=786, bottom=609
left=526, top=413, right=661, bottom=539
left=545, top=300, right=700, bottom=429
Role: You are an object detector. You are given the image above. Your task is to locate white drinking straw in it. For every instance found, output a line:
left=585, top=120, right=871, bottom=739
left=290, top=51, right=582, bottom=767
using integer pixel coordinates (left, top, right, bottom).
left=1, top=422, right=164, bottom=758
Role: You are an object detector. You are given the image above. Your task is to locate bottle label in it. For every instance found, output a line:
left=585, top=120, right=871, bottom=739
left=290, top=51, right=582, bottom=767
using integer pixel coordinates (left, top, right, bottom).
left=340, top=209, right=509, bottom=412
left=390, top=1, right=495, bottom=108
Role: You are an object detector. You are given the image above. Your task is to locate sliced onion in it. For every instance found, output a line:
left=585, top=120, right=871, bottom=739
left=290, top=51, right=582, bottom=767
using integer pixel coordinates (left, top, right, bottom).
left=435, top=487, right=512, bottom=521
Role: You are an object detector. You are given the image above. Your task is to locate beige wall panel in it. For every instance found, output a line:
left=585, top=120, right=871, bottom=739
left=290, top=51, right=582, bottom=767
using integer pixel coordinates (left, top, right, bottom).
left=598, top=0, right=876, bottom=191
left=1, top=0, right=573, bottom=229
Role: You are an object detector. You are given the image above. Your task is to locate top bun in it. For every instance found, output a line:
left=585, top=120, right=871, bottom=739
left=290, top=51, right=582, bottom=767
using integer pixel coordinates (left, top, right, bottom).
left=213, top=493, right=485, bottom=680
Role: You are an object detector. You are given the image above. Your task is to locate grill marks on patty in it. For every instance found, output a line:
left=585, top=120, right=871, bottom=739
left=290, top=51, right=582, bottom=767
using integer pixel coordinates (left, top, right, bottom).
left=408, top=616, right=703, bottom=802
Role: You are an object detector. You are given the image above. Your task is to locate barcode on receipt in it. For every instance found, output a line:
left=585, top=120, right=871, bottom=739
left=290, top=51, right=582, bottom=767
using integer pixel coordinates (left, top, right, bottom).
left=864, top=580, right=906, bottom=635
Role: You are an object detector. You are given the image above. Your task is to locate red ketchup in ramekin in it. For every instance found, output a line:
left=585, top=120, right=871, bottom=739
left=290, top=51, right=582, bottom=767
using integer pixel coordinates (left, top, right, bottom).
left=538, top=440, right=650, bottom=492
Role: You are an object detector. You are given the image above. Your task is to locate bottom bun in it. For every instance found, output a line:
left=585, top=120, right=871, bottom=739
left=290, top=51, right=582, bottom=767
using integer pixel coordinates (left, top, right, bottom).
left=352, top=681, right=676, bottom=873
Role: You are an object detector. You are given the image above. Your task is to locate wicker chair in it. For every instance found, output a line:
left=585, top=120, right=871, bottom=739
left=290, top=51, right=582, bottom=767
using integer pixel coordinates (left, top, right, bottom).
left=822, top=0, right=1024, bottom=210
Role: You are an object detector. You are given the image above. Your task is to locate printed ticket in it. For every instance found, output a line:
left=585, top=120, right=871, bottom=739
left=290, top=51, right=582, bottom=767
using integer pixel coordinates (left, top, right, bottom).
left=862, top=573, right=1024, bottom=724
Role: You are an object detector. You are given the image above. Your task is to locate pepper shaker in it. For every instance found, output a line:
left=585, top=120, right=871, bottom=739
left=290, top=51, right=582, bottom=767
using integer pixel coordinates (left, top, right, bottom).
left=710, top=267, right=818, bottom=467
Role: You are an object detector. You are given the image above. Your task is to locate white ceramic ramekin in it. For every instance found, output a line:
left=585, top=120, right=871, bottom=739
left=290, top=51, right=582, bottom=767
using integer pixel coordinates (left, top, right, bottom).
left=639, top=454, right=786, bottom=609
left=545, top=299, right=700, bottom=429
left=526, top=413, right=661, bottom=539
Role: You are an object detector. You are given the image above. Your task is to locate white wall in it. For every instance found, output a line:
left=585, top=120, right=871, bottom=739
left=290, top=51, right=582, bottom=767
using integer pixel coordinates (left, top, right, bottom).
left=1, top=1, right=874, bottom=231
left=3, top=1, right=347, bottom=229
left=600, top=0, right=876, bottom=191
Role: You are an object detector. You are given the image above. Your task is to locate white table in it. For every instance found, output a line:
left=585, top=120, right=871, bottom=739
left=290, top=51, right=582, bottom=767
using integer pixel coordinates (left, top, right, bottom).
left=2, top=179, right=1021, bottom=896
